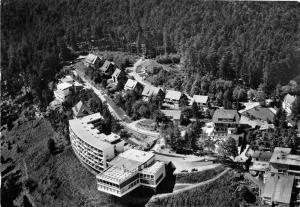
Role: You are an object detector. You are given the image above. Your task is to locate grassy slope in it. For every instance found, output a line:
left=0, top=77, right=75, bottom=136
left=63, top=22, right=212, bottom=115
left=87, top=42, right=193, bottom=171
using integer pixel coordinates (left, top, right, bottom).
left=146, top=171, right=263, bottom=207
left=1, top=118, right=127, bottom=207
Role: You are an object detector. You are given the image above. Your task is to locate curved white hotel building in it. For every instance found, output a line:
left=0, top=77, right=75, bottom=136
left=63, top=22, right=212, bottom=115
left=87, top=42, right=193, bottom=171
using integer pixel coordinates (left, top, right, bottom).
left=69, top=113, right=166, bottom=197
left=69, top=113, right=124, bottom=173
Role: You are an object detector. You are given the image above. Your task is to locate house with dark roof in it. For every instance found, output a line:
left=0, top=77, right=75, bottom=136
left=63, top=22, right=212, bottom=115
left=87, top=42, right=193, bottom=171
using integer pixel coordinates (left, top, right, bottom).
left=163, top=90, right=187, bottom=109
left=72, top=100, right=92, bottom=118
left=212, top=109, right=240, bottom=136
left=142, top=86, right=165, bottom=101
left=84, top=54, right=101, bottom=68
left=100, top=60, right=115, bottom=76
left=239, top=105, right=277, bottom=129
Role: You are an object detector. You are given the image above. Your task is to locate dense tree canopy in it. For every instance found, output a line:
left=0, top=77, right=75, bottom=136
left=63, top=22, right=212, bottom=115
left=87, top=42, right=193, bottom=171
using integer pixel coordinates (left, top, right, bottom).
left=2, top=0, right=300, bottom=103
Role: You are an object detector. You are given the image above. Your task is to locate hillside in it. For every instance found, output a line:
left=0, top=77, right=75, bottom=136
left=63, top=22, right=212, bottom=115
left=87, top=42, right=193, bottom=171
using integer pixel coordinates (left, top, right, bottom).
left=2, top=0, right=300, bottom=101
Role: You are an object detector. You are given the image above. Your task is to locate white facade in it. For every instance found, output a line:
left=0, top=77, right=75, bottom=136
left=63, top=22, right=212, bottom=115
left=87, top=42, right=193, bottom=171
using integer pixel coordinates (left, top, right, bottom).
left=69, top=113, right=125, bottom=173
left=96, top=149, right=165, bottom=197
left=54, top=82, right=73, bottom=102
left=282, top=94, right=296, bottom=116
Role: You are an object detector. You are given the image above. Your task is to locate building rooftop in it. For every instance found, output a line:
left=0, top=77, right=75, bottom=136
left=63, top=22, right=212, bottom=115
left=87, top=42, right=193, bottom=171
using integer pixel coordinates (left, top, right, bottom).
left=119, top=149, right=154, bottom=164
left=252, top=151, right=272, bottom=161
left=112, top=68, right=121, bottom=77
left=97, top=149, right=155, bottom=183
left=212, top=109, right=240, bottom=124
left=284, top=94, right=296, bottom=105
left=240, top=106, right=276, bottom=123
left=60, top=75, right=73, bottom=83
left=239, top=102, right=260, bottom=114
left=98, top=158, right=138, bottom=183
left=141, top=161, right=165, bottom=175
left=100, top=60, right=113, bottom=72
left=142, top=86, right=162, bottom=97
left=124, top=79, right=138, bottom=90
left=192, top=95, right=209, bottom=104
left=57, top=82, right=73, bottom=90
left=69, top=113, right=114, bottom=150
left=161, top=110, right=181, bottom=120
left=274, top=147, right=292, bottom=154
left=165, top=90, right=182, bottom=101
left=72, top=100, right=92, bottom=118
left=85, top=54, right=99, bottom=65
left=270, top=152, right=300, bottom=166
left=262, top=173, right=294, bottom=204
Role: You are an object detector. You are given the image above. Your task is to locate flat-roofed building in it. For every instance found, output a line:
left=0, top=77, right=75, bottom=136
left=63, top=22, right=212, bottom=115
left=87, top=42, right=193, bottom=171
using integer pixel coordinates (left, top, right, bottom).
left=69, top=113, right=125, bottom=173
left=270, top=149, right=300, bottom=176
left=261, top=173, right=294, bottom=206
left=96, top=149, right=165, bottom=197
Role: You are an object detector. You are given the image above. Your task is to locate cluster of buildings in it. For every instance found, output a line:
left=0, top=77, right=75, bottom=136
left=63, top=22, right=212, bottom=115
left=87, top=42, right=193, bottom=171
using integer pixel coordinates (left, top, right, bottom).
left=68, top=112, right=166, bottom=197
left=248, top=147, right=300, bottom=206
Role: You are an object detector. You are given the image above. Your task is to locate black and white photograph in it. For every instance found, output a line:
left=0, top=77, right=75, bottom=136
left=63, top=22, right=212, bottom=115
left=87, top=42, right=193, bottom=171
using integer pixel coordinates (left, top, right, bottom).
left=1, top=0, right=300, bottom=206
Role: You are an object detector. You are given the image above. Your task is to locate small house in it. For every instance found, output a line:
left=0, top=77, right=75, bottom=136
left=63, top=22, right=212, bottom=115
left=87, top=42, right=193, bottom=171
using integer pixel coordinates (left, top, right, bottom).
left=84, top=54, right=101, bottom=68
left=161, top=110, right=181, bottom=125
left=100, top=60, right=115, bottom=76
left=110, top=68, right=127, bottom=85
left=124, top=79, right=143, bottom=94
left=142, top=86, right=165, bottom=101
left=212, top=109, right=240, bottom=136
left=192, top=95, right=209, bottom=108
left=163, top=90, right=187, bottom=109
left=72, top=100, right=92, bottom=118
left=54, top=82, right=73, bottom=102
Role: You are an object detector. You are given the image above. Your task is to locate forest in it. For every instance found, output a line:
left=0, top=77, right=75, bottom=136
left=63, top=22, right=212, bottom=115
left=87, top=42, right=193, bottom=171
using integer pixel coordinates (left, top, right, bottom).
left=2, top=0, right=300, bottom=106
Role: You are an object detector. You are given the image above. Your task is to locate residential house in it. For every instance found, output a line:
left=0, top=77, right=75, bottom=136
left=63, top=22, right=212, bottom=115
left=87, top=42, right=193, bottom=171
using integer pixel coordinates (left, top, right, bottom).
left=249, top=151, right=272, bottom=174
left=124, top=79, right=143, bottom=94
left=142, top=86, right=165, bottom=101
left=110, top=68, right=127, bottom=85
left=54, top=82, right=73, bottom=102
left=100, top=60, right=115, bottom=76
left=161, top=110, right=181, bottom=125
left=163, top=90, right=187, bottom=109
left=192, top=95, right=209, bottom=108
left=212, top=109, right=240, bottom=136
left=84, top=54, right=101, bottom=68
left=282, top=94, right=296, bottom=116
left=239, top=105, right=277, bottom=129
left=72, top=100, right=92, bottom=118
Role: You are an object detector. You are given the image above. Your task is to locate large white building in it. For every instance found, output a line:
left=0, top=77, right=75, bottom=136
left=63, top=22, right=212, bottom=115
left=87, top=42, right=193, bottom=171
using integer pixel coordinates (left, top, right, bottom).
left=96, top=149, right=165, bottom=197
left=69, top=113, right=125, bottom=173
